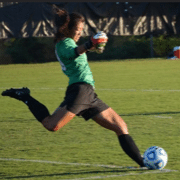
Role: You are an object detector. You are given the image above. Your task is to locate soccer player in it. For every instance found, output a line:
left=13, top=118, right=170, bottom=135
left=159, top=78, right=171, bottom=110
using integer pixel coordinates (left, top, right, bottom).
left=2, top=6, right=144, bottom=167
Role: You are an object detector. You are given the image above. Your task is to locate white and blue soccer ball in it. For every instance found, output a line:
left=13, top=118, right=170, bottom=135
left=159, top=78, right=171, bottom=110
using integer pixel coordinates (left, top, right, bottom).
left=143, top=146, right=168, bottom=170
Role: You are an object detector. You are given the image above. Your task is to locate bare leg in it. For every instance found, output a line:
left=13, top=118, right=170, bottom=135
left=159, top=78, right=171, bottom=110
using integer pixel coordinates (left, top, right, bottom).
left=42, top=106, right=76, bottom=131
left=92, top=107, right=144, bottom=167
left=92, top=107, right=128, bottom=135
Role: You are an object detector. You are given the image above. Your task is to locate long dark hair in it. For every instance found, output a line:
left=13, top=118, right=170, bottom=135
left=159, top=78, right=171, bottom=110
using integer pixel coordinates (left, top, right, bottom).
left=53, top=5, right=85, bottom=43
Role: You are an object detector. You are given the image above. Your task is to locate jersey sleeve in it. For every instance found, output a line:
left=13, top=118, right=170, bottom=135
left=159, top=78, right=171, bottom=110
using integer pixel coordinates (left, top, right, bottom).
left=58, top=38, right=78, bottom=61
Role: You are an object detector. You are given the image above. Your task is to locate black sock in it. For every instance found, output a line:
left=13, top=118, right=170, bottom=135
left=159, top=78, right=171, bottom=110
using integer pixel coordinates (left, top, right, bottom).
left=118, top=134, right=144, bottom=167
left=21, top=95, right=50, bottom=122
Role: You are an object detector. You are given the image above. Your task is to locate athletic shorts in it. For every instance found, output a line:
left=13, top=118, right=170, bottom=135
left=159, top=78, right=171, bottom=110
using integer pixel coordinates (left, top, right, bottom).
left=60, top=82, right=109, bottom=120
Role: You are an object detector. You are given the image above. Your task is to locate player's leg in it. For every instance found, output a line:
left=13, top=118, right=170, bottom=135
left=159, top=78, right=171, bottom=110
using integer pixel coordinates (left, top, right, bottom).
left=23, top=96, right=75, bottom=131
left=1, top=87, right=75, bottom=131
left=92, top=107, right=128, bottom=135
left=41, top=106, right=75, bottom=131
left=92, top=107, right=144, bottom=167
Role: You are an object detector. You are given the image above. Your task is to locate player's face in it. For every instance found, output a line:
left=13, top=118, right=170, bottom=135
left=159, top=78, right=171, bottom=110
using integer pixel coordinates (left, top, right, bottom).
left=72, top=22, right=84, bottom=42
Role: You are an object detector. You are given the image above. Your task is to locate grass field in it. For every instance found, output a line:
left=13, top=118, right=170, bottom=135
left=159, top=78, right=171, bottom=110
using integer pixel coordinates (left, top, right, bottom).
left=0, top=58, right=180, bottom=180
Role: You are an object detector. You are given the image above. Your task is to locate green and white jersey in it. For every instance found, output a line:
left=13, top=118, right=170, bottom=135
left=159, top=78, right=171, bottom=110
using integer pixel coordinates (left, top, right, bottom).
left=55, top=38, right=95, bottom=87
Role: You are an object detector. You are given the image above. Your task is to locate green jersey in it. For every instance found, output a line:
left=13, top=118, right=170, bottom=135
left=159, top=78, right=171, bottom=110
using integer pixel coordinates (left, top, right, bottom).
left=55, top=38, right=95, bottom=87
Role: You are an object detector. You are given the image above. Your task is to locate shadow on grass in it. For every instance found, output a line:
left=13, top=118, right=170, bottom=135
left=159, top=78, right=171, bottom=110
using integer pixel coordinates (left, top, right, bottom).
left=1, top=111, right=180, bottom=122
left=1, top=168, right=147, bottom=179
left=120, top=111, right=180, bottom=117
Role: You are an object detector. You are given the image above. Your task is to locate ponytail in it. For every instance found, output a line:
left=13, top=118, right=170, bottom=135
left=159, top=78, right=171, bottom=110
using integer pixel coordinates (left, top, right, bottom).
left=53, top=5, right=85, bottom=43
left=53, top=6, right=70, bottom=43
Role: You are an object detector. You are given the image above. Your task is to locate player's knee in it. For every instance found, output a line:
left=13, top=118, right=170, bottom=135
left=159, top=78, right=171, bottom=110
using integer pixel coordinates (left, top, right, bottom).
left=42, top=123, right=59, bottom=132
left=115, top=129, right=129, bottom=136
left=114, top=122, right=129, bottom=135
left=47, top=125, right=59, bottom=132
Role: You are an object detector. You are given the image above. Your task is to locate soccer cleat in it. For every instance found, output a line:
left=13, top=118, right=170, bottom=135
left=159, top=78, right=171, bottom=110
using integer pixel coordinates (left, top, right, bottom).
left=140, top=155, right=146, bottom=167
left=1, top=87, right=30, bottom=101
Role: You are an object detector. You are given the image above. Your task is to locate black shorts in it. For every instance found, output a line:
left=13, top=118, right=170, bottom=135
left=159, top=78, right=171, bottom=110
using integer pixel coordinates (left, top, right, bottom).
left=60, top=82, right=109, bottom=120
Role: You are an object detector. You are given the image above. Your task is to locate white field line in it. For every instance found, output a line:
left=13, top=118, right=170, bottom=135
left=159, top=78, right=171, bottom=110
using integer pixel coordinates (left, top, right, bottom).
left=1, top=87, right=180, bottom=92
left=59, top=169, right=177, bottom=180
left=153, top=115, right=172, bottom=119
left=0, top=158, right=176, bottom=171
left=0, top=157, right=140, bottom=169
left=0, top=158, right=177, bottom=180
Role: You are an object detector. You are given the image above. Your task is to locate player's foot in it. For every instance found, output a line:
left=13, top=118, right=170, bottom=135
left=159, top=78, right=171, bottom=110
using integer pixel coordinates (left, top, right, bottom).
left=1, top=87, right=30, bottom=101
left=140, top=155, right=146, bottom=167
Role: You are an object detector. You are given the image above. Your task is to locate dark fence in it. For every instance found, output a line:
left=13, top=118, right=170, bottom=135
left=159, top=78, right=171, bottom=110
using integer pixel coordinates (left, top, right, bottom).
left=0, top=2, right=180, bottom=39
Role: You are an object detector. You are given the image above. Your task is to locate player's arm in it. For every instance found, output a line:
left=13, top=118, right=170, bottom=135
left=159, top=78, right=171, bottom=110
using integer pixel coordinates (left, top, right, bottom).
left=75, top=31, right=108, bottom=56
left=75, top=43, right=94, bottom=56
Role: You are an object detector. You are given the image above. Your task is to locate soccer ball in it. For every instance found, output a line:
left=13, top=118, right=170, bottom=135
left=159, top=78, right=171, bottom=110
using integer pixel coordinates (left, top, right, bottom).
left=143, top=146, right=168, bottom=170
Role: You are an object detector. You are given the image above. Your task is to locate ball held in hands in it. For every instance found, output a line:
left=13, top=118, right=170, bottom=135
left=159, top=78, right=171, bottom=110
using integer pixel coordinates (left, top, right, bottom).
left=84, top=31, right=108, bottom=53
left=91, top=31, right=108, bottom=45
left=91, top=31, right=108, bottom=54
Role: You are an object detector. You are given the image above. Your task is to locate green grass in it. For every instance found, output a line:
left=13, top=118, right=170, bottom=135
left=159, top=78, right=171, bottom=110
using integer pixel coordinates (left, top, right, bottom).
left=0, top=58, right=180, bottom=180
